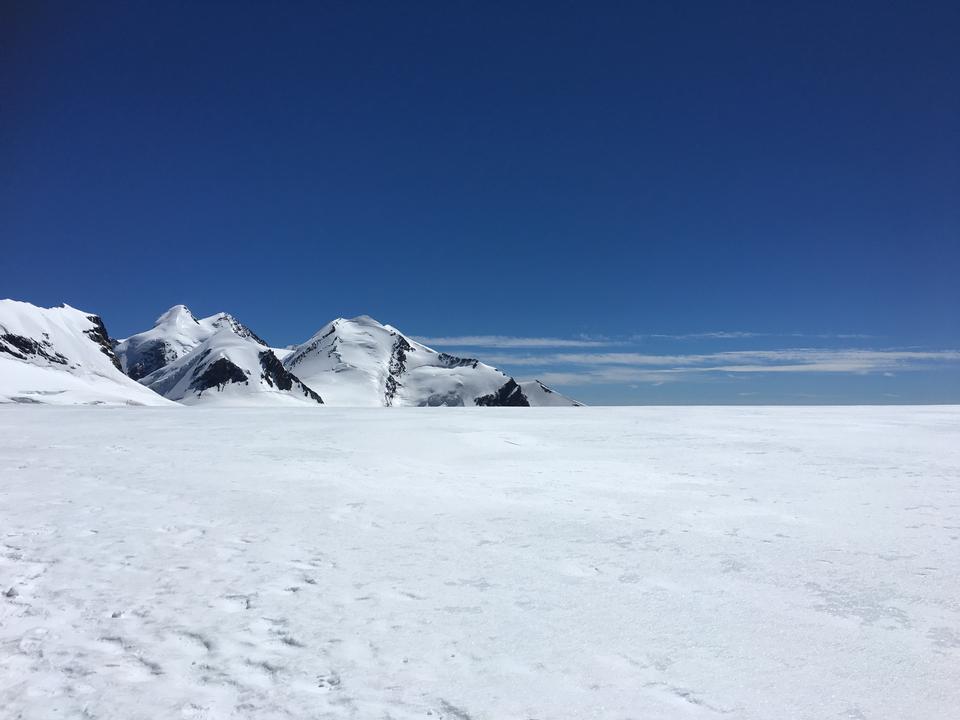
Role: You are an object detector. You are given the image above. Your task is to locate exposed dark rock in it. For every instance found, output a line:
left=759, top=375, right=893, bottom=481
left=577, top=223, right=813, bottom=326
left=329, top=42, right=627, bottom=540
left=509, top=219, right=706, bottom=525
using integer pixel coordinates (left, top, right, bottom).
left=84, top=315, right=123, bottom=371
left=388, top=335, right=413, bottom=375
left=259, top=352, right=293, bottom=390
left=384, top=335, right=415, bottom=406
left=0, top=335, right=29, bottom=360
left=143, top=349, right=208, bottom=397
left=189, top=357, right=248, bottom=392
left=384, top=374, right=400, bottom=404
left=125, top=340, right=171, bottom=380
left=437, top=352, right=479, bottom=369
left=245, top=329, right=269, bottom=346
left=0, top=333, right=68, bottom=364
left=258, top=350, right=323, bottom=403
left=474, top=379, right=530, bottom=407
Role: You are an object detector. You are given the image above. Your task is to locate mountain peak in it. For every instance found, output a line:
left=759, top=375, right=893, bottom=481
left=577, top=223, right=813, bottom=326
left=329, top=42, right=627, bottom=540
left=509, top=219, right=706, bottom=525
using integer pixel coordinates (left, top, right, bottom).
left=155, top=304, right=198, bottom=327
left=339, top=314, right=383, bottom=328
left=206, top=312, right=268, bottom=346
left=116, top=306, right=266, bottom=380
left=283, top=316, right=534, bottom=407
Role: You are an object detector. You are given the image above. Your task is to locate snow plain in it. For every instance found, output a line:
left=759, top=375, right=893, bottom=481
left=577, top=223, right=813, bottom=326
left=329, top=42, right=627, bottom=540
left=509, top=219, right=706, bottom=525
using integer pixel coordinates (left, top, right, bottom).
left=1, top=406, right=958, bottom=719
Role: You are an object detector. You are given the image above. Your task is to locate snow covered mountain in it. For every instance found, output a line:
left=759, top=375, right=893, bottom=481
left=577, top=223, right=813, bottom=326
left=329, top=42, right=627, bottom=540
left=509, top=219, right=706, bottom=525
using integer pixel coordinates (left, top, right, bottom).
left=2, top=300, right=582, bottom=407
left=283, top=315, right=570, bottom=407
left=114, top=305, right=267, bottom=380
left=0, top=300, right=173, bottom=406
left=140, top=328, right=323, bottom=405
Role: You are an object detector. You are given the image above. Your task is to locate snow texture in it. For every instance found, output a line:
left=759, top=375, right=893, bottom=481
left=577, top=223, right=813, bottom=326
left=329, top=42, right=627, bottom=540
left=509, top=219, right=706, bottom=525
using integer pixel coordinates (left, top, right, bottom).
left=1, top=405, right=958, bottom=719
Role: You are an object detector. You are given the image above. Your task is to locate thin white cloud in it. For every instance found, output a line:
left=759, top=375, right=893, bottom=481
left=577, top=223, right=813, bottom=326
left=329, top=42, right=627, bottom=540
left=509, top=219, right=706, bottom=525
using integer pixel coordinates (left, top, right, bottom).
left=413, top=335, right=617, bottom=348
left=534, top=370, right=686, bottom=386
left=645, top=331, right=764, bottom=340
left=417, top=330, right=873, bottom=348
left=495, top=349, right=960, bottom=385
left=640, top=331, right=875, bottom=340
left=486, top=352, right=708, bottom=366
left=490, top=349, right=960, bottom=367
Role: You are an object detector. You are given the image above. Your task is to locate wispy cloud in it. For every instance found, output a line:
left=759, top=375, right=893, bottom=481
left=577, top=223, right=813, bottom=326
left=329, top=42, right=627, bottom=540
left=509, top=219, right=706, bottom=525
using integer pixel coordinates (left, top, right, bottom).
left=491, top=349, right=960, bottom=367
left=535, top=370, right=686, bottom=386
left=647, top=331, right=765, bottom=340
left=415, top=332, right=959, bottom=390
left=413, top=335, right=617, bottom=348
left=498, top=349, right=960, bottom=385
left=416, top=330, right=873, bottom=348
left=640, top=331, right=875, bottom=340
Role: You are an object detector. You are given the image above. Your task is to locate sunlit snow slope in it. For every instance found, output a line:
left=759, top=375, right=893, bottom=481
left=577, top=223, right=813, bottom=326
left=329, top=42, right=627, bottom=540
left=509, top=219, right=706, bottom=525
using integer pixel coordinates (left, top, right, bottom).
left=285, top=315, right=542, bottom=407
left=141, top=329, right=323, bottom=405
left=520, top=379, right=582, bottom=406
left=114, top=305, right=267, bottom=380
left=0, top=300, right=173, bottom=406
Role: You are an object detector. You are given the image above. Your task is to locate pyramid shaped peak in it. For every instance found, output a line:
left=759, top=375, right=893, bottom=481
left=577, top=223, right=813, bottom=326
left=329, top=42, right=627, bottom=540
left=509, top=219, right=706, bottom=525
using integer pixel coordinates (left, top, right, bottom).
left=155, top=304, right=198, bottom=326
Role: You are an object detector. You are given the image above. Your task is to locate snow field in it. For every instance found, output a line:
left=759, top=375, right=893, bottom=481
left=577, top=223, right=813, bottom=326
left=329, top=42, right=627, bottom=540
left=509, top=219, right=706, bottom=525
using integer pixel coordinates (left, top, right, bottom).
left=0, top=406, right=958, bottom=719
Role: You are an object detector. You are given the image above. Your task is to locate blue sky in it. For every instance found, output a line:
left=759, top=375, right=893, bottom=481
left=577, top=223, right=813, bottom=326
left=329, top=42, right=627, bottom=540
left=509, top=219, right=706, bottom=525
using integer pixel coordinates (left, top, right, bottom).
left=2, top=1, right=958, bottom=404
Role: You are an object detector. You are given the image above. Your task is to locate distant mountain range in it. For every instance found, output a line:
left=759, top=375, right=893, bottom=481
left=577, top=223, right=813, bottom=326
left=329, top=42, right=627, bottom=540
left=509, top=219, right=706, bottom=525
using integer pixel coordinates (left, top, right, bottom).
left=0, top=300, right=581, bottom=407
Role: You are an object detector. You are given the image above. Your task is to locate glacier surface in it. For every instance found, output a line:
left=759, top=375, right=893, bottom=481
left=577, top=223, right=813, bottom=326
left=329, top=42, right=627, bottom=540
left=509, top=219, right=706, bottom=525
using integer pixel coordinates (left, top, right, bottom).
left=0, top=406, right=958, bottom=719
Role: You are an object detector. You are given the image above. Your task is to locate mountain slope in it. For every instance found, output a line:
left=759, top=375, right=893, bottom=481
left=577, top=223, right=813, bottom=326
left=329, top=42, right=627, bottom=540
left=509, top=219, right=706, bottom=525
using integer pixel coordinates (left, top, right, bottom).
left=141, top=329, right=323, bottom=406
left=114, top=305, right=268, bottom=380
left=520, top=380, right=583, bottom=407
left=284, top=315, right=537, bottom=407
left=0, top=300, right=173, bottom=406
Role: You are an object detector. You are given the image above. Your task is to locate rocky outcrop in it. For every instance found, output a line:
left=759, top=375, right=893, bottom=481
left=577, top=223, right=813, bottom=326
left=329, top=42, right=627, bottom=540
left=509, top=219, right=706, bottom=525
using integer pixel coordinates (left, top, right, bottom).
left=259, top=351, right=323, bottom=404
left=124, top=340, right=171, bottom=380
left=189, top=357, right=249, bottom=393
left=82, top=315, right=123, bottom=370
left=0, top=333, right=69, bottom=364
left=474, top=379, right=530, bottom=407
left=384, top=336, right=414, bottom=406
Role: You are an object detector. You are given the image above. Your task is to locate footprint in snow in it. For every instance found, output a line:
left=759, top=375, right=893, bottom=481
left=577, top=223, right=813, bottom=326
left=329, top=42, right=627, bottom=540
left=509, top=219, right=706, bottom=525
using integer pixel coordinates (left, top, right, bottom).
left=316, top=671, right=341, bottom=691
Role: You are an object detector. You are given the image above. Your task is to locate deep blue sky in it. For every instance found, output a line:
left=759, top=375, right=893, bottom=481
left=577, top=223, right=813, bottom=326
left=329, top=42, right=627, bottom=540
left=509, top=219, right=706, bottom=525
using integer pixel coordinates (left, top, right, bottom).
left=2, top=1, right=958, bottom=403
